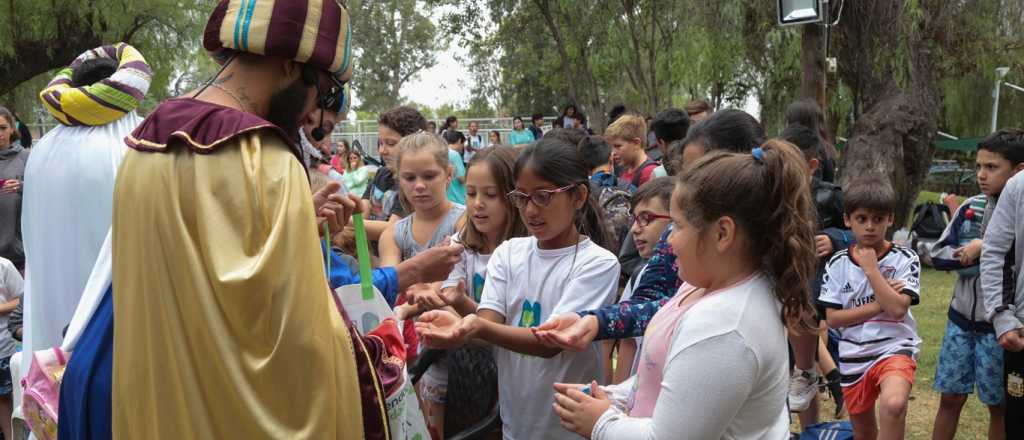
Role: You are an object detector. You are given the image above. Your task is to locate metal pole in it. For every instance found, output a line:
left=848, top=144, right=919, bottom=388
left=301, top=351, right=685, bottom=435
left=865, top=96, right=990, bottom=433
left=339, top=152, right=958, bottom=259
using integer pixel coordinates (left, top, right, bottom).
left=992, top=79, right=1002, bottom=133
left=1005, top=82, right=1024, bottom=94
left=993, top=67, right=1010, bottom=132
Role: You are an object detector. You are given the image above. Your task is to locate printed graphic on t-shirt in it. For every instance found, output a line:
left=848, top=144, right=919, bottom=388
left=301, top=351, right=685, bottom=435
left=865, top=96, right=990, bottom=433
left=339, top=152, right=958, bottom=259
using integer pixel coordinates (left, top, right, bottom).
left=517, top=300, right=542, bottom=327
left=472, top=273, right=485, bottom=303
left=880, top=265, right=896, bottom=279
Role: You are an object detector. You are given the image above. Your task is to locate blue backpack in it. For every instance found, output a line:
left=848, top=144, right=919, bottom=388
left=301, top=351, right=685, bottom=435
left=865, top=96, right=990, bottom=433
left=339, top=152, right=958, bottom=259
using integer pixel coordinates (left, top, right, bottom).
left=798, top=421, right=853, bottom=440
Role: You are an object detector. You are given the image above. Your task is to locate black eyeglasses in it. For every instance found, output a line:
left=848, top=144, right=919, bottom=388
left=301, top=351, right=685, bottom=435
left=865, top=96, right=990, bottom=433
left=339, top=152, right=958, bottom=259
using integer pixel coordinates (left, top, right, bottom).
left=507, top=184, right=576, bottom=209
left=633, top=212, right=672, bottom=227
left=302, top=66, right=345, bottom=113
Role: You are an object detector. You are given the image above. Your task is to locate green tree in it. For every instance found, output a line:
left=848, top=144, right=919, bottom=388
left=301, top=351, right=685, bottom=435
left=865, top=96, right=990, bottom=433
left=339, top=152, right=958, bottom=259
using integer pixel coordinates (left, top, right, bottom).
left=0, top=0, right=211, bottom=103
left=348, top=0, right=443, bottom=112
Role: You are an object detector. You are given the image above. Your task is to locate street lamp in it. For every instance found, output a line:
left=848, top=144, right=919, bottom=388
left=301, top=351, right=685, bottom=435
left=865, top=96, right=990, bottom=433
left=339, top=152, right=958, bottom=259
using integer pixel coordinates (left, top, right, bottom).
left=777, top=0, right=824, bottom=26
left=993, top=67, right=1010, bottom=132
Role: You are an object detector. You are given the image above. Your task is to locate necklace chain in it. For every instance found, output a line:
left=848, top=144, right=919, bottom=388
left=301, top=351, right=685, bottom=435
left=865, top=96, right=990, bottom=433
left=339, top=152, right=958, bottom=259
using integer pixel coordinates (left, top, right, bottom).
left=210, top=83, right=250, bottom=112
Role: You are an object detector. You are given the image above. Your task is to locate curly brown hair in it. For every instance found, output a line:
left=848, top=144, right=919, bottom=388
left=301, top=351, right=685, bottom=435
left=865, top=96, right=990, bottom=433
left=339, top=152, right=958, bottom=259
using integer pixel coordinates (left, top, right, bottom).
left=673, top=138, right=817, bottom=323
left=378, top=106, right=428, bottom=137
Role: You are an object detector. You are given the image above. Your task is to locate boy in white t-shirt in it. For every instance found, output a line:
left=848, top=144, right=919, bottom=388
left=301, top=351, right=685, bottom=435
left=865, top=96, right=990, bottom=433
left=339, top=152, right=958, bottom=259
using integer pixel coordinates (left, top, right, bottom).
left=818, top=178, right=921, bottom=440
left=608, top=177, right=674, bottom=384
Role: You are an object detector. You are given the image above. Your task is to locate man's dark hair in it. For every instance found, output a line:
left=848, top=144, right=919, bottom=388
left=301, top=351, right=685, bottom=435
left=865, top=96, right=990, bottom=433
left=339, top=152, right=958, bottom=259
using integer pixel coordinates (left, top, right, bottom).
left=649, top=108, right=690, bottom=144
left=542, top=128, right=587, bottom=148
left=443, top=129, right=466, bottom=145
left=378, top=106, right=428, bottom=137
left=779, top=124, right=821, bottom=161
left=977, top=128, right=1024, bottom=166
left=531, top=113, right=543, bottom=122
left=843, top=176, right=896, bottom=216
left=608, top=104, right=627, bottom=124
left=71, top=59, right=119, bottom=88
left=571, top=112, right=586, bottom=127
left=785, top=98, right=825, bottom=135
left=577, top=135, right=611, bottom=171
left=632, top=177, right=676, bottom=211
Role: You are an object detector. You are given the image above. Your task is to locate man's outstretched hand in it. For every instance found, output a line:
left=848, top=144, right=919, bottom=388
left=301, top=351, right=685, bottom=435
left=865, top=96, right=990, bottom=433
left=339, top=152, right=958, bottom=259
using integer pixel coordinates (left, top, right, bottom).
left=313, top=181, right=360, bottom=235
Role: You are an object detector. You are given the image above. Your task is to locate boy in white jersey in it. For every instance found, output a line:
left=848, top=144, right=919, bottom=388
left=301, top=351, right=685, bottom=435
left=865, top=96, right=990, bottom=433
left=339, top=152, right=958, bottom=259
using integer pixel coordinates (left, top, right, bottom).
left=818, top=178, right=921, bottom=440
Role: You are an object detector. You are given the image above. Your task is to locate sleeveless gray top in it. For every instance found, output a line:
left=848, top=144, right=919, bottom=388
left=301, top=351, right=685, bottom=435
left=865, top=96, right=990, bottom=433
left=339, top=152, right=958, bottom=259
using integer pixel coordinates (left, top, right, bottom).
left=394, top=203, right=465, bottom=261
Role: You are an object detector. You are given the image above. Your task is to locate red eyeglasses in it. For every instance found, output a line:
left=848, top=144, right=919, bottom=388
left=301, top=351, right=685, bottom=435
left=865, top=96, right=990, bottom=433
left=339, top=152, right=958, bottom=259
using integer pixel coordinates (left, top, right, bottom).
left=633, top=212, right=671, bottom=227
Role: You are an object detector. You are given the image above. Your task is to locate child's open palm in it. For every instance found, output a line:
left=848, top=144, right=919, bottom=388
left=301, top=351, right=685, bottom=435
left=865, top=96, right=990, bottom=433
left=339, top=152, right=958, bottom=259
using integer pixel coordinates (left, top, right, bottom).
left=532, top=313, right=599, bottom=352
left=415, top=310, right=475, bottom=349
left=441, top=279, right=468, bottom=306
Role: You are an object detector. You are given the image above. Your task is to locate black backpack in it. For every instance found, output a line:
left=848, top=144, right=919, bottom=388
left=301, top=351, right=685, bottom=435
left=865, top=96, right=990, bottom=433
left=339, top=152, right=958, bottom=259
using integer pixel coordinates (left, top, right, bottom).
left=911, top=202, right=950, bottom=239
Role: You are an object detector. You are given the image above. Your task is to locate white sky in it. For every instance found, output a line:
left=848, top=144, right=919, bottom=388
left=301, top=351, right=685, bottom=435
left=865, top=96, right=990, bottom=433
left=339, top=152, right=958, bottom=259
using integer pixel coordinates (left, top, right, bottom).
left=400, top=3, right=473, bottom=109
left=401, top=44, right=473, bottom=108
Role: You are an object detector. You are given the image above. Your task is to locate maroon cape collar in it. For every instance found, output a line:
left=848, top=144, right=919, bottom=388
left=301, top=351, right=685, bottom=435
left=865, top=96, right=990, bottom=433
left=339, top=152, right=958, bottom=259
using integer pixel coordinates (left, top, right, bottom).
left=125, top=98, right=300, bottom=158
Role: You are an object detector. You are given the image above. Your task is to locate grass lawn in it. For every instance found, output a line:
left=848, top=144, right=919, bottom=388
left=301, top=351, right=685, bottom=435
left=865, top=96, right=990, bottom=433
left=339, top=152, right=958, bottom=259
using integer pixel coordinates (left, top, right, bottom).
left=795, top=268, right=994, bottom=439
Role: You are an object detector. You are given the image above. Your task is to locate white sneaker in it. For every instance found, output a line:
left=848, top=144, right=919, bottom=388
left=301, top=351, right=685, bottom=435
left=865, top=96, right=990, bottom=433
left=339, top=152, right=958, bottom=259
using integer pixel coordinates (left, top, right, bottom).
left=788, top=368, right=818, bottom=412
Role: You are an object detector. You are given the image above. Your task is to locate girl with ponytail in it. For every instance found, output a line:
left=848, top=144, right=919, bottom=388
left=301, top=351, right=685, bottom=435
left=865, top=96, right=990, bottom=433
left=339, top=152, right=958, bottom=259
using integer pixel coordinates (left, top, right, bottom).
left=415, top=138, right=620, bottom=440
left=552, top=139, right=817, bottom=439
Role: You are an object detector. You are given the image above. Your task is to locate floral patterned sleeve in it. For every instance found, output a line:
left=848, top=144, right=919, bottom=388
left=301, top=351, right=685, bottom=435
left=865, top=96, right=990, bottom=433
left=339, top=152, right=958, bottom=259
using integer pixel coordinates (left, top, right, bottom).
left=581, top=226, right=681, bottom=340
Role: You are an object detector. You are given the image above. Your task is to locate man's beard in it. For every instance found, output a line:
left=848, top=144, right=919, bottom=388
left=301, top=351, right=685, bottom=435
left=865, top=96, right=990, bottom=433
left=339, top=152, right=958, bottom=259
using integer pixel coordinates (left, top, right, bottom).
left=266, top=78, right=312, bottom=144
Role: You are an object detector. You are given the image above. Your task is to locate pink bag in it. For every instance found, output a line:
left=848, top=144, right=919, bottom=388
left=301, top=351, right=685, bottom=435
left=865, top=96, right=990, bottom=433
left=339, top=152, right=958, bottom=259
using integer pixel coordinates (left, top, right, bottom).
left=21, top=347, right=67, bottom=440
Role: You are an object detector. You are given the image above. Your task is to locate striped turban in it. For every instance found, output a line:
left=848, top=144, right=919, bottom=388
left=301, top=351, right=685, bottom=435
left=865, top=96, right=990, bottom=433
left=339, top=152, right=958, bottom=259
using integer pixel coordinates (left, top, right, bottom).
left=203, top=0, right=354, bottom=84
left=38, top=43, right=152, bottom=127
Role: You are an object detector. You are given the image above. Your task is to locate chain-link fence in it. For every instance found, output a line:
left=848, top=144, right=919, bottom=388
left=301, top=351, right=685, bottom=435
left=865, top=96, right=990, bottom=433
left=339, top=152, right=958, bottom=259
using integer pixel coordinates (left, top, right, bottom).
left=333, top=117, right=556, bottom=158
left=24, top=116, right=557, bottom=160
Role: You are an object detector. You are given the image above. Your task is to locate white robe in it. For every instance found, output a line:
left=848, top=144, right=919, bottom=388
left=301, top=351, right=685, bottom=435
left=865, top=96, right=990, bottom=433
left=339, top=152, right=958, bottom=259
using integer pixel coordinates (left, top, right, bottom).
left=19, top=114, right=138, bottom=374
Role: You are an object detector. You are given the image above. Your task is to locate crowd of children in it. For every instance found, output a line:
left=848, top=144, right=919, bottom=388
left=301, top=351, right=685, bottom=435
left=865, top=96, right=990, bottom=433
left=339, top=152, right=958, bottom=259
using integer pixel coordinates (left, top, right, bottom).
left=311, top=101, right=1024, bottom=440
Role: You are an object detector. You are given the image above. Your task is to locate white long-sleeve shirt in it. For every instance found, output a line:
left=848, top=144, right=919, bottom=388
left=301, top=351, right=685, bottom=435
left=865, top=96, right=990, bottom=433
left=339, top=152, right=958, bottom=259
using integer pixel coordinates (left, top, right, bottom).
left=592, top=275, right=790, bottom=440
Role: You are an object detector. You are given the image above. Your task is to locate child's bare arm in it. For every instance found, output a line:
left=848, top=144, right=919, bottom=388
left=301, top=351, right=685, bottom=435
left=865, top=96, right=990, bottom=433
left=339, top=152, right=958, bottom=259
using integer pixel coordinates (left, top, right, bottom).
left=444, top=286, right=478, bottom=316
left=377, top=224, right=402, bottom=267
left=854, top=246, right=912, bottom=319
left=866, top=270, right=912, bottom=319
left=474, top=309, right=561, bottom=358
left=0, top=297, right=18, bottom=314
left=826, top=302, right=883, bottom=328
left=613, top=339, right=638, bottom=384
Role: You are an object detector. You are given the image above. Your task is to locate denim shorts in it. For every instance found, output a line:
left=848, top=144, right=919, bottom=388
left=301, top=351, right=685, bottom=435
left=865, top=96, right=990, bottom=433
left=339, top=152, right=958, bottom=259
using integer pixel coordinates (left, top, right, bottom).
left=933, top=320, right=1005, bottom=405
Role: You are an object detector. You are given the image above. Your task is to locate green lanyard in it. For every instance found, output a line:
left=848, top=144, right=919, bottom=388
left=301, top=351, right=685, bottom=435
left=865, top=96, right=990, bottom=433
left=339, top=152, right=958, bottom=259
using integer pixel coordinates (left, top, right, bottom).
left=351, top=213, right=375, bottom=300
left=324, top=214, right=374, bottom=301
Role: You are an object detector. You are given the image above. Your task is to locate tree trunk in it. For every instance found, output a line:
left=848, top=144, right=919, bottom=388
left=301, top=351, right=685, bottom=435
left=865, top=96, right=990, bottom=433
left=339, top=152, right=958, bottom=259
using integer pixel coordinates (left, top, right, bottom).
left=835, top=0, right=945, bottom=230
left=799, top=24, right=826, bottom=110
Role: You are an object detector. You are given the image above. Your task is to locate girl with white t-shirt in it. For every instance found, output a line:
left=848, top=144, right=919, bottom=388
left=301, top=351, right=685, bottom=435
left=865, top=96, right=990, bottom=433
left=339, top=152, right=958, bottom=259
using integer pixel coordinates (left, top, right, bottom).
left=397, top=146, right=527, bottom=438
left=416, top=139, right=620, bottom=440
left=552, top=140, right=819, bottom=440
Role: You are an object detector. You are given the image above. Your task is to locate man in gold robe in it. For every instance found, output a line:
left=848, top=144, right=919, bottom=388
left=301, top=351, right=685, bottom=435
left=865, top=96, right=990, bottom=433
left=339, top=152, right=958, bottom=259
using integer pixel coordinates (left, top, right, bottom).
left=57, top=1, right=461, bottom=438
